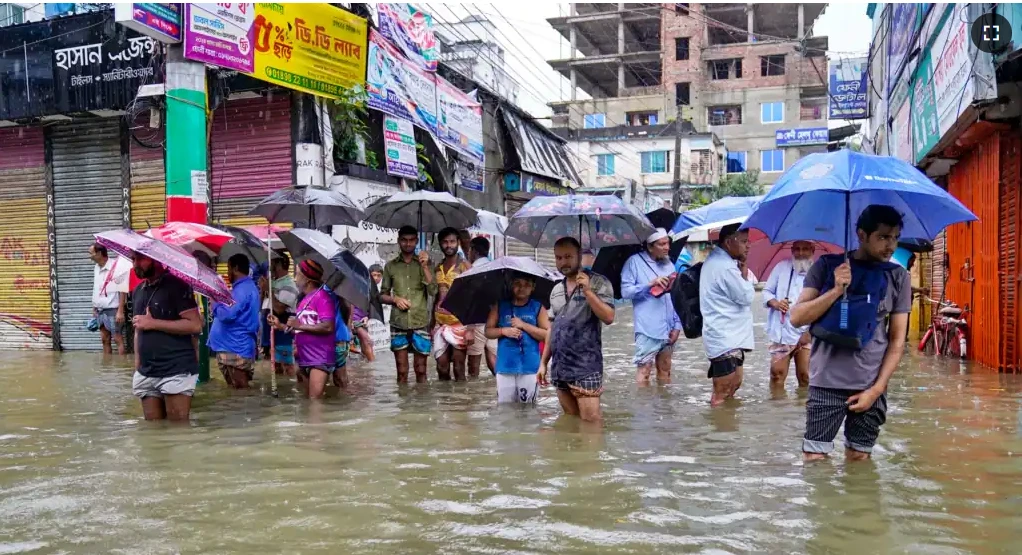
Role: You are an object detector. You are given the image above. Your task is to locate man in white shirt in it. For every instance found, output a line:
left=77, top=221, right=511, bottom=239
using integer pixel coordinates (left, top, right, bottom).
left=762, top=241, right=815, bottom=391
left=699, top=223, right=755, bottom=406
left=467, top=236, right=497, bottom=375
left=90, top=242, right=128, bottom=355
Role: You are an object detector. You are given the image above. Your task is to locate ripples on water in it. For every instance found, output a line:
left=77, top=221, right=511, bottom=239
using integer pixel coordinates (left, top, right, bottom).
left=2, top=303, right=1022, bottom=553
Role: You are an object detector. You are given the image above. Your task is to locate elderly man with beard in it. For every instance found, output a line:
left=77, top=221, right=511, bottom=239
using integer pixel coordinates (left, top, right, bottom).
left=621, top=228, right=681, bottom=385
left=431, top=227, right=472, bottom=381
left=762, top=241, right=816, bottom=390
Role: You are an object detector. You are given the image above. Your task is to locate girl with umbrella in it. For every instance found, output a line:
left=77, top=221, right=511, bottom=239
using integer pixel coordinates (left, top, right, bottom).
left=269, top=260, right=337, bottom=399
left=484, top=272, right=551, bottom=404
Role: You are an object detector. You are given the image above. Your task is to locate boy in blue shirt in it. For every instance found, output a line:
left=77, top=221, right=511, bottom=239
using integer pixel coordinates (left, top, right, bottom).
left=326, top=287, right=353, bottom=389
left=485, top=274, right=550, bottom=403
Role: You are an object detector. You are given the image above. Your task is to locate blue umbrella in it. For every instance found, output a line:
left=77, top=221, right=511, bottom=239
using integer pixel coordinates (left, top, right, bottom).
left=507, top=194, right=655, bottom=249
left=671, top=195, right=763, bottom=237
left=741, top=150, right=976, bottom=249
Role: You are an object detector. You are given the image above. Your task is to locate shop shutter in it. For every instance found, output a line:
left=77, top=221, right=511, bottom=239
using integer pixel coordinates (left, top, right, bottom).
left=932, top=230, right=946, bottom=304
left=0, top=127, right=53, bottom=350
left=50, top=119, right=125, bottom=351
left=210, top=94, right=292, bottom=204
left=1000, top=133, right=1021, bottom=372
left=967, top=135, right=1001, bottom=369
left=129, top=123, right=165, bottom=230
left=504, top=198, right=536, bottom=262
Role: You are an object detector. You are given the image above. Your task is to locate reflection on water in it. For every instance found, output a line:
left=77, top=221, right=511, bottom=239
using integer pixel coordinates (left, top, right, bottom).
left=1, top=302, right=1021, bottom=553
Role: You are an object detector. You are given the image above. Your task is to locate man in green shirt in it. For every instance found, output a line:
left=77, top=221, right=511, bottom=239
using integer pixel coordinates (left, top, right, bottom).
left=380, top=225, right=438, bottom=383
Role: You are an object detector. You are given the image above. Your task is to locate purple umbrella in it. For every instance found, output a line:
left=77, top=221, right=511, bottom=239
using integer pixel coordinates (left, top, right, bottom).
left=507, top=194, right=655, bottom=248
left=440, top=256, right=560, bottom=325
left=95, top=229, right=233, bottom=305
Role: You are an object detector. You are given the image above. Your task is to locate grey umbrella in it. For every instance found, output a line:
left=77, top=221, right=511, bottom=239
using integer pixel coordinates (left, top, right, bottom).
left=248, top=186, right=365, bottom=227
left=363, top=190, right=479, bottom=232
left=277, top=228, right=374, bottom=312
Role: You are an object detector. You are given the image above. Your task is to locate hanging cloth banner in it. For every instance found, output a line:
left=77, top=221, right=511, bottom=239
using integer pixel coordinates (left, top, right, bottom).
left=437, top=79, right=484, bottom=163
left=367, top=29, right=439, bottom=137
left=376, top=3, right=439, bottom=72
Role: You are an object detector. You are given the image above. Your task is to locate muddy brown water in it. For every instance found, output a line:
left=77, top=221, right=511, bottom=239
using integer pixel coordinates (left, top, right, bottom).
left=2, top=301, right=1021, bottom=554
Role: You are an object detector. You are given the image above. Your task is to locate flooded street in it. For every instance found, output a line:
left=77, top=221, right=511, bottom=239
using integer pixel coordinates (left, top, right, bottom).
left=2, top=301, right=1022, bottom=554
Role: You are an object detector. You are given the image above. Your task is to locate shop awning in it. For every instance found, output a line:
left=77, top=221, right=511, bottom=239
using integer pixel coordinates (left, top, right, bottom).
left=500, top=107, right=583, bottom=187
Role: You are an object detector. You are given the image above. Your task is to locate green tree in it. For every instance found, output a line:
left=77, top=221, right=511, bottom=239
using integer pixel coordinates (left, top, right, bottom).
left=330, top=87, right=378, bottom=169
left=713, top=170, right=763, bottom=200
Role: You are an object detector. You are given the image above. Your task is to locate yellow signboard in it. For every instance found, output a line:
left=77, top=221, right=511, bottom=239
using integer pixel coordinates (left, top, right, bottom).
left=253, top=3, right=367, bottom=98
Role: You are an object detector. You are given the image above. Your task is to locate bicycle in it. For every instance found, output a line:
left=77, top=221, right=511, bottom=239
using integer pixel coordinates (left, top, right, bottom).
left=917, top=296, right=969, bottom=359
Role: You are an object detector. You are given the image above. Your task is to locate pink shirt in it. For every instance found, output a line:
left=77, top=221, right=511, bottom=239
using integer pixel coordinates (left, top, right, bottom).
left=294, top=288, right=336, bottom=368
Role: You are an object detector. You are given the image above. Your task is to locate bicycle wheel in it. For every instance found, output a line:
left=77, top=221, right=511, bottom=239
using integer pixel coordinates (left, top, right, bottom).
left=920, top=328, right=937, bottom=355
left=947, top=326, right=963, bottom=358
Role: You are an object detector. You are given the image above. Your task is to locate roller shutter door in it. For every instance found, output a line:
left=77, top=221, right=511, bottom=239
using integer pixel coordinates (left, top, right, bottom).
left=0, top=126, right=53, bottom=350
left=51, top=119, right=125, bottom=351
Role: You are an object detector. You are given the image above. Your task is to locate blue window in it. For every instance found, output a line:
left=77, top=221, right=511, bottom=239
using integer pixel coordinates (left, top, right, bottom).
left=583, top=113, right=606, bottom=129
left=761, top=102, right=784, bottom=124
left=761, top=149, right=784, bottom=172
left=596, top=154, right=615, bottom=176
left=640, top=151, right=668, bottom=174
left=726, top=152, right=747, bottom=173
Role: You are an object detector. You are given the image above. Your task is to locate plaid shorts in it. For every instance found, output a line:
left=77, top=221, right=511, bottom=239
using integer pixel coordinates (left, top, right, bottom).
left=216, top=352, right=255, bottom=381
left=553, top=372, right=604, bottom=398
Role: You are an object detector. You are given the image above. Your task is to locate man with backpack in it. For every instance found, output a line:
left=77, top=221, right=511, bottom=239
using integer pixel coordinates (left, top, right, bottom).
left=699, top=223, right=755, bottom=406
left=790, top=205, right=912, bottom=462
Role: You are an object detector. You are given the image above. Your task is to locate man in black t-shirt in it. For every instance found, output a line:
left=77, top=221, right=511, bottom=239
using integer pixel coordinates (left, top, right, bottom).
left=130, top=254, right=203, bottom=421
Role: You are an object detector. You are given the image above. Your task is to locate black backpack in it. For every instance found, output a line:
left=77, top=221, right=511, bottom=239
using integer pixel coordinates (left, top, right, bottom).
left=670, top=262, right=703, bottom=339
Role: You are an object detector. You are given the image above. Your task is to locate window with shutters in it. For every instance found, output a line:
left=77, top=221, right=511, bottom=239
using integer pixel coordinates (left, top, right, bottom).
left=596, top=154, right=615, bottom=176
left=640, top=151, right=669, bottom=174
left=583, top=113, right=606, bottom=129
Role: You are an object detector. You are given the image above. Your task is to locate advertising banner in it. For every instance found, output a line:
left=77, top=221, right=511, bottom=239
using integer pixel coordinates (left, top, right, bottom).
left=367, top=29, right=439, bottom=137
left=456, top=159, right=484, bottom=192
left=253, top=3, right=368, bottom=98
left=383, top=116, right=419, bottom=179
left=887, top=3, right=919, bottom=95
left=183, top=3, right=255, bottom=73
left=775, top=128, right=829, bottom=147
left=893, top=101, right=912, bottom=162
left=828, top=57, right=868, bottom=119
left=115, top=3, right=181, bottom=43
left=376, top=3, right=439, bottom=72
left=437, top=80, right=484, bottom=163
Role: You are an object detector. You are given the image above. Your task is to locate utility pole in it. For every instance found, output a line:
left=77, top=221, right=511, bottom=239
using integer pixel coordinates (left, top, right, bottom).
left=671, top=104, right=683, bottom=212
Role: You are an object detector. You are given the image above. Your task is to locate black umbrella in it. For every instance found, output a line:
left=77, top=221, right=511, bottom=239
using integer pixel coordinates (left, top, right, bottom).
left=277, top=229, right=374, bottom=314
left=248, top=186, right=365, bottom=228
left=326, top=250, right=384, bottom=322
left=210, top=224, right=271, bottom=264
left=898, top=238, right=934, bottom=253
left=439, top=256, right=560, bottom=325
left=592, top=208, right=686, bottom=298
left=363, top=190, right=478, bottom=232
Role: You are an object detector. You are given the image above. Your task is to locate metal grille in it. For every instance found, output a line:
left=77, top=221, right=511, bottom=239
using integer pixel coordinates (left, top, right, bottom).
left=50, top=119, right=125, bottom=351
left=0, top=127, right=52, bottom=350
left=1000, top=133, right=1020, bottom=372
left=210, top=94, right=293, bottom=202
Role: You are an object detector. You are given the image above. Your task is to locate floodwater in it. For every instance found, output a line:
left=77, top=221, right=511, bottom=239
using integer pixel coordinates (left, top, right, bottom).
left=2, top=301, right=1022, bottom=554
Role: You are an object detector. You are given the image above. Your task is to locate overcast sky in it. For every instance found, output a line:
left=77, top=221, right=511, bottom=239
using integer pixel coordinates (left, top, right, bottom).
left=434, top=3, right=874, bottom=119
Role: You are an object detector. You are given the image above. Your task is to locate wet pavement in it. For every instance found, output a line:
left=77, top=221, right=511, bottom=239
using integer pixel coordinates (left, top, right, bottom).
left=2, top=301, right=1021, bottom=553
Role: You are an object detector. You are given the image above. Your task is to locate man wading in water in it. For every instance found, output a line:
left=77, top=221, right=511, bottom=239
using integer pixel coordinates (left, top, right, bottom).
left=431, top=227, right=472, bottom=381
left=537, top=237, right=615, bottom=423
left=380, top=226, right=437, bottom=383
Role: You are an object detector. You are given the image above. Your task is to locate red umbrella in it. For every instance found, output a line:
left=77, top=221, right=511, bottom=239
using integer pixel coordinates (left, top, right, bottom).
left=746, top=237, right=844, bottom=279
left=95, top=229, right=233, bottom=305
left=145, top=222, right=234, bottom=257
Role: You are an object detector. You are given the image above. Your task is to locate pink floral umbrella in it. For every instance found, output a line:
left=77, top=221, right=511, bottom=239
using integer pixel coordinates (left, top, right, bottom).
left=746, top=237, right=844, bottom=279
left=95, top=229, right=233, bottom=305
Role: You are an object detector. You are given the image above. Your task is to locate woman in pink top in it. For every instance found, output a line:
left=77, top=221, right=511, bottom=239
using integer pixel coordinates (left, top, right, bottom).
left=270, top=259, right=335, bottom=398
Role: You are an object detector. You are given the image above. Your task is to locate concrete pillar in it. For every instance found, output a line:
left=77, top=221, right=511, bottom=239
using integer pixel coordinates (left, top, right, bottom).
left=570, top=3, right=576, bottom=16
left=747, top=3, right=754, bottom=42
left=569, top=25, right=577, bottom=59
left=571, top=68, right=577, bottom=101
left=798, top=4, right=805, bottom=38
left=618, top=17, right=625, bottom=54
left=618, top=63, right=625, bottom=93
left=618, top=2, right=625, bottom=11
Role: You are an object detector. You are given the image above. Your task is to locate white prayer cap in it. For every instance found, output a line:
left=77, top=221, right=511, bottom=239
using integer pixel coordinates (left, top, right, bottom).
left=647, top=228, right=669, bottom=243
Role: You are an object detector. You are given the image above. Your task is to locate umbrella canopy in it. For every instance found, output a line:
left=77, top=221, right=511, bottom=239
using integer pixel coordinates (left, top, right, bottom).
left=210, top=224, right=272, bottom=264
left=363, top=190, right=478, bottom=232
left=741, top=150, right=977, bottom=249
left=467, top=209, right=508, bottom=236
left=144, top=222, right=234, bottom=258
left=325, top=250, right=382, bottom=318
left=746, top=239, right=845, bottom=279
left=671, top=196, right=763, bottom=237
left=248, top=186, right=364, bottom=227
left=439, top=256, right=560, bottom=325
left=898, top=238, right=934, bottom=253
left=507, top=194, right=655, bottom=248
left=591, top=208, right=685, bottom=298
left=277, top=228, right=373, bottom=312
left=95, top=229, right=233, bottom=305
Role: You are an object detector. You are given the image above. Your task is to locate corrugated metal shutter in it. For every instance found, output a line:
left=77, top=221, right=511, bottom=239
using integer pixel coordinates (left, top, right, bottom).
left=932, top=230, right=946, bottom=303
left=945, top=163, right=973, bottom=320
left=129, top=123, right=165, bottom=230
left=1000, top=132, right=1020, bottom=372
left=0, top=127, right=53, bottom=350
left=51, top=119, right=125, bottom=351
left=210, top=94, right=292, bottom=204
left=505, top=198, right=536, bottom=261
